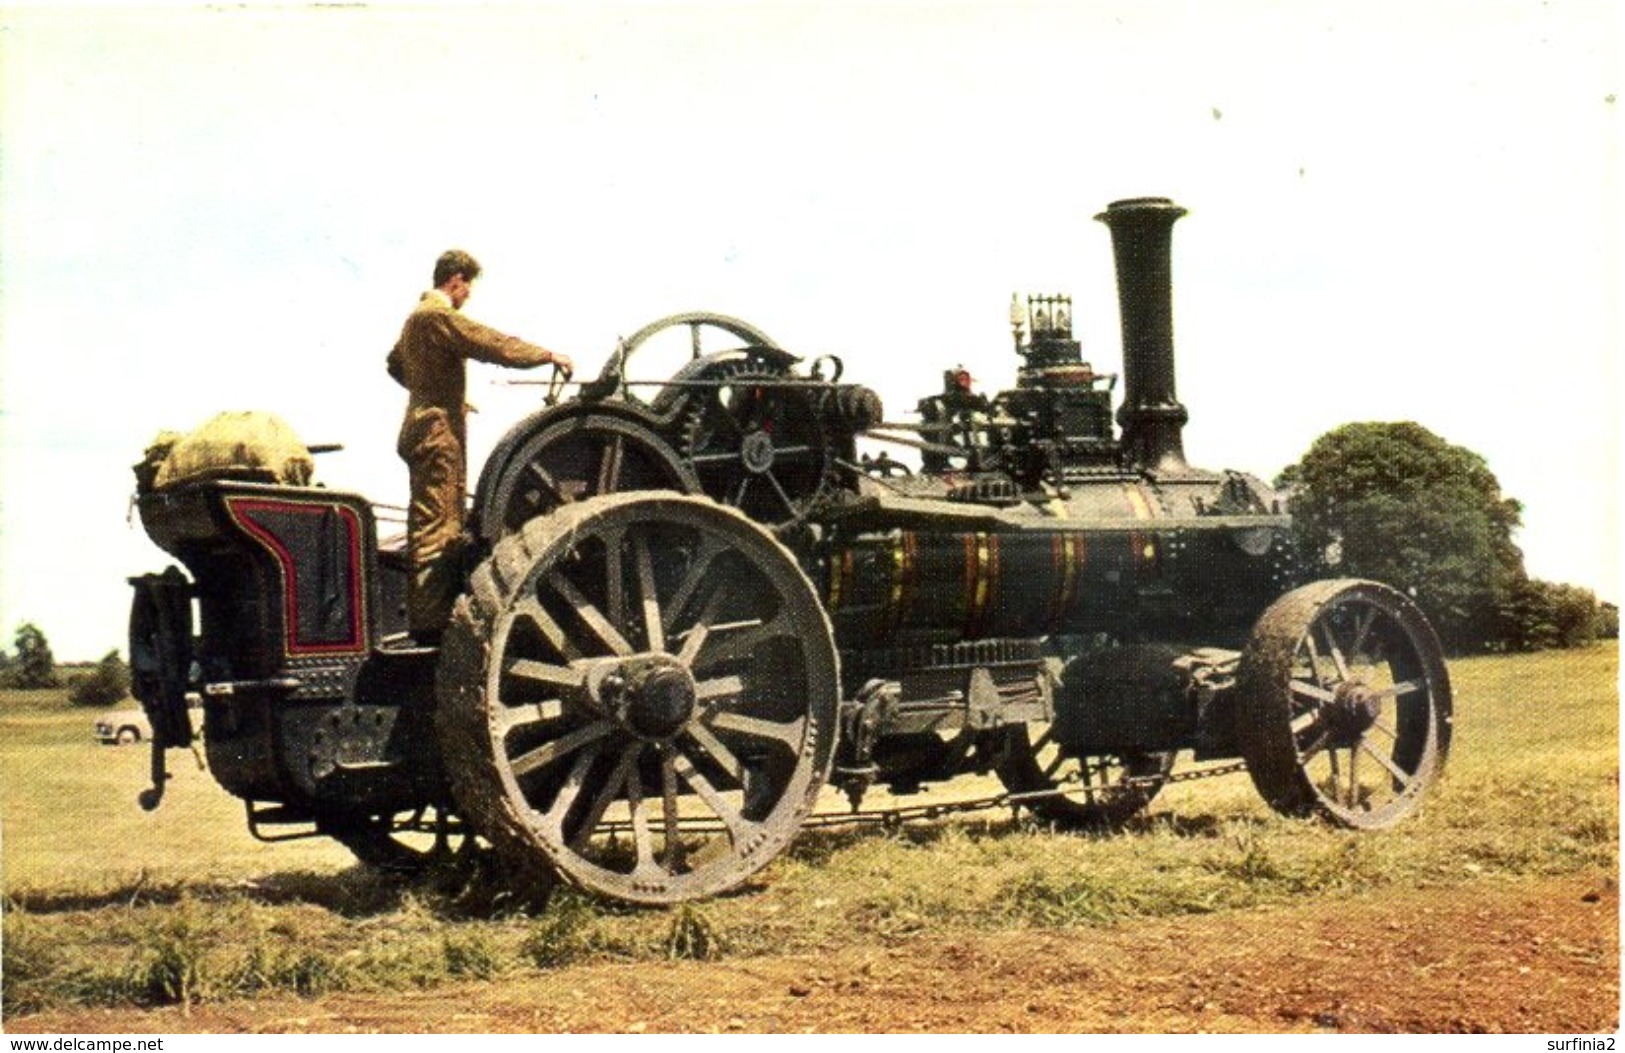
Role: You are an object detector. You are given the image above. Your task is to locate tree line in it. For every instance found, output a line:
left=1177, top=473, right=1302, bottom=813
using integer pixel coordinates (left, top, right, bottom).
left=1278, top=421, right=1616, bottom=655
left=1, top=420, right=1613, bottom=701
left=0, top=624, right=130, bottom=707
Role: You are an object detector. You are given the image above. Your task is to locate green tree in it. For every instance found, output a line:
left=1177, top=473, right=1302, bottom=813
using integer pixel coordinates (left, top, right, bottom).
left=1598, top=602, right=1619, bottom=640
left=68, top=650, right=132, bottom=708
left=1503, top=579, right=1607, bottom=652
left=9, top=623, right=60, bottom=689
left=1278, top=422, right=1525, bottom=654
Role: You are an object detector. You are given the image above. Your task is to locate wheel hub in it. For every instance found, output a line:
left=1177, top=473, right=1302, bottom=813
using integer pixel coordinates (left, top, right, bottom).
left=740, top=430, right=776, bottom=474
left=598, top=656, right=698, bottom=741
left=1326, top=680, right=1382, bottom=741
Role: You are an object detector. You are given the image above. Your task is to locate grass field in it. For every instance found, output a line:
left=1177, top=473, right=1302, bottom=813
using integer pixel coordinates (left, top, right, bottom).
left=2, top=645, right=1617, bottom=1017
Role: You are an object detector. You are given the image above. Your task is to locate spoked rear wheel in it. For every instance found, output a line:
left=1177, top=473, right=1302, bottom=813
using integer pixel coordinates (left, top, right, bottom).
left=1237, top=579, right=1453, bottom=829
left=437, top=492, right=839, bottom=905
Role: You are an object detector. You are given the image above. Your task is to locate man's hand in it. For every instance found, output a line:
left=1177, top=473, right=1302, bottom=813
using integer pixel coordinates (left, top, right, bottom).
left=549, top=352, right=575, bottom=378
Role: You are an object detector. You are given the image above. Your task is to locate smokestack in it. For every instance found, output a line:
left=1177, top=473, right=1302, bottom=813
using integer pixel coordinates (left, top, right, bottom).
left=1096, top=197, right=1189, bottom=474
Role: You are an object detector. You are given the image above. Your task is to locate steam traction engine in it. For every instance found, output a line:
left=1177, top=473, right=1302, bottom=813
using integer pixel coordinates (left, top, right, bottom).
left=128, top=198, right=1453, bottom=905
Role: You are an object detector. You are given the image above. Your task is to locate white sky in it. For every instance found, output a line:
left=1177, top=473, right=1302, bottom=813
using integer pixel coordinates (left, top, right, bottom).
left=1, top=1, right=1618, bottom=660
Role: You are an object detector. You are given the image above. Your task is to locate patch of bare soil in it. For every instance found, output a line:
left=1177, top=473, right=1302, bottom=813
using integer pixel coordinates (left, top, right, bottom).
left=14, top=873, right=1617, bottom=1034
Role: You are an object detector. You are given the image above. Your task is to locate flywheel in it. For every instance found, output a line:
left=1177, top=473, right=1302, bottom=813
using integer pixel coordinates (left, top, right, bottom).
left=672, top=354, right=840, bottom=532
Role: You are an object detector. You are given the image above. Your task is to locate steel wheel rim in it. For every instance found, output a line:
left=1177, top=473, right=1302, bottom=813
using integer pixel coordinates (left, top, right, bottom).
left=476, top=496, right=837, bottom=903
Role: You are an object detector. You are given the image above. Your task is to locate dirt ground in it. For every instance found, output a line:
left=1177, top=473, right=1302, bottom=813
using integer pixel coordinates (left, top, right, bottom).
left=12, top=872, right=1617, bottom=1034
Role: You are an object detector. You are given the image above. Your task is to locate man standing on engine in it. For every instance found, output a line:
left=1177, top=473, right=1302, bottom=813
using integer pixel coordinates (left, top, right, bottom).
left=388, top=249, right=573, bottom=644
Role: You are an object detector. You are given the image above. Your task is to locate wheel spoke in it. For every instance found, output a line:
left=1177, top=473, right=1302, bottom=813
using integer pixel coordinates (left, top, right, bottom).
left=1289, top=706, right=1323, bottom=736
left=525, top=460, right=567, bottom=504
left=625, top=764, right=657, bottom=874
left=689, top=451, right=746, bottom=466
left=1302, top=633, right=1332, bottom=687
left=710, top=711, right=805, bottom=753
left=683, top=721, right=747, bottom=784
left=690, top=615, right=793, bottom=672
left=594, top=434, right=625, bottom=495
left=539, top=739, right=605, bottom=830
left=544, top=572, right=634, bottom=657
left=695, top=674, right=744, bottom=711
left=1319, top=623, right=1351, bottom=682
left=1348, top=606, right=1377, bottom=660
left=510, top=719, right=614, bottom=778
left=515, top=597, right=583, bottom=662
left=1297, top=726, right=1331, bottom=763
left=1358, top=737, right=1416, bottom=788
left=633, top=533, right=665, bottom=653
left=732, top=476, right=751, bottom=507
left=661, top=536, right=728, bottom=636
left=505, top=658, right=585, bottom=695
left=764, top=470, right=799, bottom=516
left=714, top=401, right=747, bottom=439
left=1290, top=679, right=1336, bottom=705
left=495, top=697, right=565, bottom=736
left=1374, top=678, right=1426, bottom=700
left=603, top=527, right=627, bottom=630
left=660, top=747, right=684, bottom=871
left=568, top=743, right=643, bottom=849
left=674, top=591, right=728, bottom=667
left=674, top=752, right=753, bottom=845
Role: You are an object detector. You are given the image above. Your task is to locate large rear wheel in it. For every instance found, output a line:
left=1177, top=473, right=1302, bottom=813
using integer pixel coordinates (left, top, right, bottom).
left=436, top=492, right=839, bottom=905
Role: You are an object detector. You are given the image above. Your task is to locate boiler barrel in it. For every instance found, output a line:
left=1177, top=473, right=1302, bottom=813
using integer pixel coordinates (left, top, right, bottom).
left=826, top=527, right=1151, bottom=644
left=823, top=487, right=1295, bottom=648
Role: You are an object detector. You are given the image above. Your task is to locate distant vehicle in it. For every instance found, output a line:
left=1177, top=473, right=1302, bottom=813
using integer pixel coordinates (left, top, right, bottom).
left=94, top=702, right=201, bottom=746
left=94, top=708, right=150, bottom=745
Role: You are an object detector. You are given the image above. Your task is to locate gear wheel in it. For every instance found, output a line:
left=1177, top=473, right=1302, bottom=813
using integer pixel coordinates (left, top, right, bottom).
left=672, top=356, right=840, bottom=533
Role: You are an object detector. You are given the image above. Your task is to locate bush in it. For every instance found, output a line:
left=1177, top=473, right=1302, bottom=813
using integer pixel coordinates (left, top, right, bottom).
left=67, top=651, right=131, bottom=708
left=1502, top=580, right=1607, bottom=652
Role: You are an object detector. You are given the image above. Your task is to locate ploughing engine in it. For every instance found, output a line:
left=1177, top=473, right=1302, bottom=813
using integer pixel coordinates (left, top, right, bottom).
left=128, top=198, right=1454, bottom=905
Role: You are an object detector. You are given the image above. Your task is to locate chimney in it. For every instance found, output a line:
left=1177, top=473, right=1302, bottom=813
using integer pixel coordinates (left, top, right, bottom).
left=1096, top=197, right=1190, bottom=473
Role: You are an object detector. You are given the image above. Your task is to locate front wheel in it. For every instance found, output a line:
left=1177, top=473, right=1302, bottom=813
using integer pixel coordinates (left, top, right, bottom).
left=1236, top=579, right=1453, bottom=829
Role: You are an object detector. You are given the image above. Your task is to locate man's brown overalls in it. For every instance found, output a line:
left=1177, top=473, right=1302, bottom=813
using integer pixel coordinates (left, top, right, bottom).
left=387, top=289, right=551, bottom=637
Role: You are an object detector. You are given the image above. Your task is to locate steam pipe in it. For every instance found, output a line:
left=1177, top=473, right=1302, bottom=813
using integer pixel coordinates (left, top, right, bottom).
left=1096, top=197, right=1190, bottom=473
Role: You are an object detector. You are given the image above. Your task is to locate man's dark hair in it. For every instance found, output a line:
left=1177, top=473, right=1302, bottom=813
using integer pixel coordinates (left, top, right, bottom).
left=433, top=249, right=482, bottom=287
